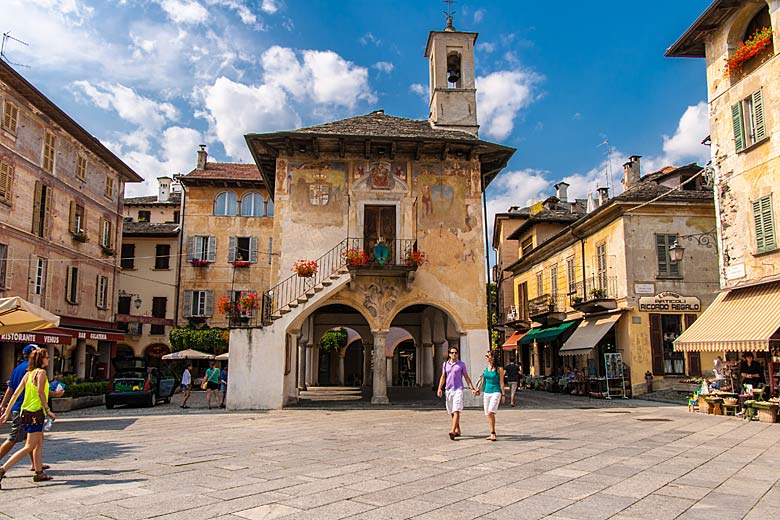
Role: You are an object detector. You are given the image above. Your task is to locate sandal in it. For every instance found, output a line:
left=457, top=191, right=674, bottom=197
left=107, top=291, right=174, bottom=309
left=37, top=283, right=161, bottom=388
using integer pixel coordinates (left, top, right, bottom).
left=448, top=431, right=456, bottom=440
left=0, top=468, right=5, bottom=490
left=29, top=464, right=50, bottom=471
left=487, top=432, right=497, bottom=442
left=33, top=471, right=53, bottom=482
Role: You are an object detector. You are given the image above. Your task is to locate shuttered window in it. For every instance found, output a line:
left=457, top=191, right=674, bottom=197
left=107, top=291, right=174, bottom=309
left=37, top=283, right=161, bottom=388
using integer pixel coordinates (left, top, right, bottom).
left=656, top=234, right=680, bottom=276
left=155, top=244, right=171, bottom=269
left=189, top=236, right=216, bottom=262
left=733, top=88, right=767, bottom=153
left=100, top=218, right=112, bottom=248
left=2, top=100, right=18, bottom=133
left=550, top=265, right=559, bottom=300
left=596, top=243, right=607, bottom=290
left=32, top=181, right=52, bottom=238
left=96, top=275, right=108, bottom=309
left=121, top=243, right=135, bottom=269
left=0, top=243, right=7, bottom=288
left=42, top=131, right=55, bottom=173
left=76, top=156, right=87, bottom=181
left=0, top=160, right=13, bottom=204
left=33, top=257, right=47, bottom=296
left=66, top=266, right=79, bottom=304
left=566, top=257, right=576, bottom=295
left=753, top=195, right=776, bottom=253
left=105, top=176, right=115, bottom=199
left=187, top=290, right=213, bottom=317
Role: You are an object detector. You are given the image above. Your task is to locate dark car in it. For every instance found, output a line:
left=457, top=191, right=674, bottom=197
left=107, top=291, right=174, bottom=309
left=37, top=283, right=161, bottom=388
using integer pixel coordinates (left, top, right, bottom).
left=106, top=357, right=176, bottom=408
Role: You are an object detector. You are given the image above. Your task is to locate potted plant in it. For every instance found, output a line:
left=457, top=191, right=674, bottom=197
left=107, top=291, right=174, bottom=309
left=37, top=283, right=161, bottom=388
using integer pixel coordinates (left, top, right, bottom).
left=102, top=246, right=115, bottom=256
left=72, top=230, right=87, bottom=243
left=726, top=27, right=773, bottom=75
left=343, top=248, right=369, bottom=267
left=589, top=288, right=606, bottom=299
left=231, top=260, right=251, bottom=267
left=238, top=292, right=259, bottom=314
left=191, top=258, right=209, bottom=267
left=292, top=259, right=318, bottom=277
left=571, top=296, right=584, bottom=305
left=217, top=296, right=235, bottom=315
left=405, top=249, right=427, bottom=267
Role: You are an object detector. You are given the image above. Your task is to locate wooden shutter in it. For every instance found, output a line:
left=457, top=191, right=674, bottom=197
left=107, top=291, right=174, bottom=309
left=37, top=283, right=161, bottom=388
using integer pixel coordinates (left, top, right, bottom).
left=250, top=236, right=258, bottom=263
left=80, top=203, right=86, bottom=235
left=753, top=89, right=766, bottom=142
left=43, top=185, right=52, bottom=237
left=0, top=161, right=12, bottom=202
left=204, top=290, right=214, bottom=317
left=684, top=314, right=701, bottom=377
left=761, top=196, right=775, bottom=251
left=65, top=266, right=71, bottom=303
left=207, top=236, right=216, bottom=262
left=732, top=102, right=745, bottom=152
left=27, top=255, right=37, bottom=299
left=95, top=275, right=100, bottom=307
left=655, top=234, right=668, bottom=274
left=650, top=313, right=664, bottom=376
left=228, top=237, right=237, bottom=263
left=186, top=237, right=195, bottom=261
left=2, top=101, right=11, bottom=129
left=32, top=181, right=42, bottom=234
left=69, top=201, right=76, bottom=234
left=183, top=290, right=192, bottom=317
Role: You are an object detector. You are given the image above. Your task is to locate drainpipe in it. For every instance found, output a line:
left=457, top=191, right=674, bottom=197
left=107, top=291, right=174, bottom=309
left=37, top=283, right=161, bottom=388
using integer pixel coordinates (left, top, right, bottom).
left=174, top=183, right=187, bottom=326
left=482, top=187, right=492, bottom=332
left=570, top=228, right=587, bottom=299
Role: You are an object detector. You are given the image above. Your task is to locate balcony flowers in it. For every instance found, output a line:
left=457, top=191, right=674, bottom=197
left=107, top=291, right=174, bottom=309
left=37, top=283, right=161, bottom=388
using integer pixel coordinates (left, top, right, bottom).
left=292, top=259, right=318, bottom=278
left=72, top=230, right=87, bottom=243
left=589, top=288, right=606, bottom=300
left=191, top=258, right=209, bottom=267
left=726, top=27, right=773, bottom=74
left=405, top=250, right=427, bottom=267
left=238, top=292, right=259, bottom=313
left=217, top=296, right=235, bottom=315
left=231, top=260, right=251, bottom=268
left=343, top=248, right=369, bottom=267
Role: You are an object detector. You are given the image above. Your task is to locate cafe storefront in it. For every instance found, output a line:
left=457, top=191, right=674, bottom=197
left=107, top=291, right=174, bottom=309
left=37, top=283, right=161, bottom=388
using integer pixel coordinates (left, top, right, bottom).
left=0, top=329, right=74, bottom=383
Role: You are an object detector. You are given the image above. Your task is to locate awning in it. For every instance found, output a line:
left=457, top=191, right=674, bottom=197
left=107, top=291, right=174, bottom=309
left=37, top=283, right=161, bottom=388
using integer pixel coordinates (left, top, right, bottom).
left=60, top=327, right=125, bottom=342
left=501, top=331, right=526, bottom=350
left=559, top=313, right=621, bottom=357
left=0, top=329, right=73, bottom=345
left=674, top=281, right=780, bottom=352
left=519, top=321, right=578, bottom=346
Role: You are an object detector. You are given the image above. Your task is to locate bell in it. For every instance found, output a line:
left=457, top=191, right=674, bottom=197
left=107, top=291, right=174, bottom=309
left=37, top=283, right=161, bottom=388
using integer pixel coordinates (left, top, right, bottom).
left=447, top=70, right=460, bottom=84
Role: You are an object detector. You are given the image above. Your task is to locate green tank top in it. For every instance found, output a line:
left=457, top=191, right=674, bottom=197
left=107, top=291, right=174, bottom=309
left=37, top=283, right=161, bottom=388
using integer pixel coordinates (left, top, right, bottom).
left=21, top=368, right=49, bottom=413
left=483, top=367, right=501, bottom=394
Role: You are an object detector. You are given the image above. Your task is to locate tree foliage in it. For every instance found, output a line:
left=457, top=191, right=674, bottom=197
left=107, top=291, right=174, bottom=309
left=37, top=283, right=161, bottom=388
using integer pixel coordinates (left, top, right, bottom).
left=169, top=327, right=229, bottom=354
left=320, top=328, right=348, bottom=352
left=487, top=282, right=500, bottom=351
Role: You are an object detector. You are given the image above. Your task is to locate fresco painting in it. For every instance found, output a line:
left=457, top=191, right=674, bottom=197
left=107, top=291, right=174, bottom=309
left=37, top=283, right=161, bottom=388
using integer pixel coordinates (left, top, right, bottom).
left=289, top=161, right=347, bottom=225
left=414, top=163, right=465, bottom=230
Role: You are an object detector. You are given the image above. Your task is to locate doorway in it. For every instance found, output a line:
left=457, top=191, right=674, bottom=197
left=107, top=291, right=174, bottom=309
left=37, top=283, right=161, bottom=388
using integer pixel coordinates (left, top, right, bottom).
left=363, top=205, right=396, bottom=262
left=662, top=314, right=685, bottom=375
left=393, top=340, right=416, bottom=386
left=318, top=349, right=331, bottom=385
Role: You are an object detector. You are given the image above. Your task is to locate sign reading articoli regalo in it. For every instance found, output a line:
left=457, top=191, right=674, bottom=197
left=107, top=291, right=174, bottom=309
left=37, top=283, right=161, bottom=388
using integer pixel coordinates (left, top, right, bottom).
left=638, top=292, right=701, bottom=312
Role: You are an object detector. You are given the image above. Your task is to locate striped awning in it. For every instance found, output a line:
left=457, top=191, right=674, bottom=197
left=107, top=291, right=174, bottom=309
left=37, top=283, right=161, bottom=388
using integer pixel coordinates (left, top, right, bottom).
left=674, top=282, right=780, bottom=352
left=501, top=331, right=526, bottom=350
left=559, top=313, right=621, bottom=357
left=519, top=321, right=578, bottom=346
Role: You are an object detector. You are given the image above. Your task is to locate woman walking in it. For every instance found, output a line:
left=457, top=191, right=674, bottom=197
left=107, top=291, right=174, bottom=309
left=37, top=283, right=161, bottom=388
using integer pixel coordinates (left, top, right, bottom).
left=204, top=361, right=221, bottom=410
left=0, top=349, right=56, bottom=487
left=478, top=350, right=505, bottom=441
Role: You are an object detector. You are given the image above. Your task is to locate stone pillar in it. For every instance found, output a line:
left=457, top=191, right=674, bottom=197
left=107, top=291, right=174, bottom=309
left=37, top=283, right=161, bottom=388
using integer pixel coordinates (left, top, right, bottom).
left=371, top=330, right=389, bottom=404
left=386, top=356, right=393, bottom=386
left=47, top=344, right=55, bottom=380
left=337, top=349, right=346, bottom=386
left=75, top=339, right=87, bottom=380
left=432, top=340, right=445, bottom=385
left=363, top=343, right=372, bottom=387
left=0, top=344, right=15, bottom=383
left=298, top=341, right=307, bottom=391
left=422, top=342, right=434, bottom=386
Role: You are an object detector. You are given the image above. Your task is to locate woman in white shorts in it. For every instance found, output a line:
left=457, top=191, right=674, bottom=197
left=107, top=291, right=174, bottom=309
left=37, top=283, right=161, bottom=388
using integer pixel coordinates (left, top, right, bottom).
left=477, top=350, right=505, bottom=441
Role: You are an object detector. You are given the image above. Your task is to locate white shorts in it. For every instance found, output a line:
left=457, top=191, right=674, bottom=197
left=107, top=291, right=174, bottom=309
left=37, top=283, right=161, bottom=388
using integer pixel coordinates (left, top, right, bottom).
left=445, top=389, right=464, bottom=414
left=483, top=392, right=501, bottom=415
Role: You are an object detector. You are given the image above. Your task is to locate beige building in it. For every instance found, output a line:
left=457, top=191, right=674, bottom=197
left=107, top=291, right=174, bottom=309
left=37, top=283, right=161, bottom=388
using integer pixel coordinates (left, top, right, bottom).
left=0, top=60, right=142, bottom=382
left=229, top=17, right=515, bottom=409
left=669, top=1, right=780, bottom=395
left=506, top=160, right=720, bottom=395
left=117, top=177, right=181, bottom=364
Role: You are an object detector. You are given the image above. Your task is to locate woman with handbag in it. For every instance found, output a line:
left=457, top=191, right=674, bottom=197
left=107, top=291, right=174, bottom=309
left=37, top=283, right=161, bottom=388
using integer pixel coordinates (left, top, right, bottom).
left=475, top=350, right=505, bottom=441
left=0, top=349, right=56, bottom=487
left=204, top=361, right=221, bottom=410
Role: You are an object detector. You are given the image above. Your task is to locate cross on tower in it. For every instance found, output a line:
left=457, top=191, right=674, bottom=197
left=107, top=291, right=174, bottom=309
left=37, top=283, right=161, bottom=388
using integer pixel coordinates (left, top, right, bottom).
left=442, top=0, right=457, bottom=21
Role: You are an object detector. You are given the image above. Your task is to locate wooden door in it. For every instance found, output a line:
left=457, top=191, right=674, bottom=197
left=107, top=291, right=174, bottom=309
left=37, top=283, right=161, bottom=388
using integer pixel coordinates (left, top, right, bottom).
left=363, top=205, right=396, bottom=261
left=650, top=314, right=664, bottom=376
left=684, top=314, right=701, bottom=377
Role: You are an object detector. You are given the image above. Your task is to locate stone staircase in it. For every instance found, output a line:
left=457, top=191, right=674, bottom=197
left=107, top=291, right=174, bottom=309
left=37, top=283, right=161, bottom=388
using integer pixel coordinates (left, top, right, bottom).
left=298, top=386, right=366, bottom=404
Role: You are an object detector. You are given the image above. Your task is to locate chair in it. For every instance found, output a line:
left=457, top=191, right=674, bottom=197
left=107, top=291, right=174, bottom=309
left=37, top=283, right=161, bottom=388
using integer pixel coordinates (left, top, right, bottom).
left=688, top=392, right=699, bottom=413
left=743, top=400, right=758, bottom=421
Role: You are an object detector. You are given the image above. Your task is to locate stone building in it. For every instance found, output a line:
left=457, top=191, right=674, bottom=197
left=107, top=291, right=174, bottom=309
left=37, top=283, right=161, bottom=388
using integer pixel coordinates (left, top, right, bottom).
left=229, top=18, right=515, bottom=409
left=0, top=60, right=142, bottom=382
left=506, top=160, right=720, bottom=395
left=116, top=177, right=181, bottom=364
left=668, top=1, right=780, bottom=389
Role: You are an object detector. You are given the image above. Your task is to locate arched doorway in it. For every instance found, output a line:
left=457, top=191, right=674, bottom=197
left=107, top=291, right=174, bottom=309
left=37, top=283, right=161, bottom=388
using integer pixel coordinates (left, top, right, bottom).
left=393, top=340, right=416, bottom=386
left=145, top=343, right=169, bottom=369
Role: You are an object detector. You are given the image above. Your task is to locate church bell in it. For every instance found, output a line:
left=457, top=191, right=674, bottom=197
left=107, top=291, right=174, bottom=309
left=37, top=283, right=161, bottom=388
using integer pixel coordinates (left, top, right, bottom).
left=446, top=53, right=461, bottom=84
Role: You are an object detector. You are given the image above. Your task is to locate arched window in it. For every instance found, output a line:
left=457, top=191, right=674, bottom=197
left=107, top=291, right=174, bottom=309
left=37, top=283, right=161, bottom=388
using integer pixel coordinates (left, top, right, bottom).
left=744, top=6, right=772, bottom=42
left=265, top=198, right=274, bottom=217
left=446, top=52, right=462, bottom=88
left=214, top=192, right=237, bottom=216
left=241, top=192, right=264, bottom=217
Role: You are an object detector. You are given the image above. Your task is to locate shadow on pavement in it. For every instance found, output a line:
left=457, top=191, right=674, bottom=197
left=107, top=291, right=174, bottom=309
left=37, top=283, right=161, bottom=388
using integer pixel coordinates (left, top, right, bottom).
left=53, top=417, right=138, bottom=431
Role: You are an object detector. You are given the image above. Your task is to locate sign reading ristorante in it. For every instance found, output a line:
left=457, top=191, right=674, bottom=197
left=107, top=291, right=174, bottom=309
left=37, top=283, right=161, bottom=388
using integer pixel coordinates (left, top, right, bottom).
left=638, top=292, right=701, bottom=312
left=0, top=332, right=72, bottom=345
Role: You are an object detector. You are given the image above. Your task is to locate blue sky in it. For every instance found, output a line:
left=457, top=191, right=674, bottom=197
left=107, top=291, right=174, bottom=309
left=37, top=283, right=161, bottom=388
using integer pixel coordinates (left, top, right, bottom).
left=6, top=0, right=712, bottom=223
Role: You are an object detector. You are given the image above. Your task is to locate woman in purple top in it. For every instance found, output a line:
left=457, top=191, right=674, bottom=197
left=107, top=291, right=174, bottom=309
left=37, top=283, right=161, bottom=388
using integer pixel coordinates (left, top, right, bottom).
left=436, top=347, right=476, bottom=440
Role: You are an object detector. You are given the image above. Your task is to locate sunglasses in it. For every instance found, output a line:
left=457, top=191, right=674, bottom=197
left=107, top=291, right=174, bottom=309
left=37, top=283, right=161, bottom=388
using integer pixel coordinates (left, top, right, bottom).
left=449, top=351, right=458, bottom=355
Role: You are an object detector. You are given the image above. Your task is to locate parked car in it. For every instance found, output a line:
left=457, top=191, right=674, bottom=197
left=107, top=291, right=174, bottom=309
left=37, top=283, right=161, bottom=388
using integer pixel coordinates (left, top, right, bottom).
left=106, top=357, right=176, bottom=408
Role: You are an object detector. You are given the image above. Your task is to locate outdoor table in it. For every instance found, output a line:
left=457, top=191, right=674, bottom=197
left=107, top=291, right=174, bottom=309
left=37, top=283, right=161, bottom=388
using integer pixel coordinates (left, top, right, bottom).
left=703, top=396, right=724, bottom=415
left=751, top=401, right=779, bottom=423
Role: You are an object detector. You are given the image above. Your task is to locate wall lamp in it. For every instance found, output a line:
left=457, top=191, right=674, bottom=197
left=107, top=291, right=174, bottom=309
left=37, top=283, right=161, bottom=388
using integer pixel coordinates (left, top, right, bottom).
left=669, top=228, right=717, bottom=264
left=119, top=289, right=143, bottom=310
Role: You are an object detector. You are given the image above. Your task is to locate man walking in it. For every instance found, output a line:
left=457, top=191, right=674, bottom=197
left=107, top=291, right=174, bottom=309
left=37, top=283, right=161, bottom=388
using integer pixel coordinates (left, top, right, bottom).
left=436, top=346, right=476, bottom=440
left=505, top=358, right=520, bottom=407
left=180, top=363, right=192, bottom=409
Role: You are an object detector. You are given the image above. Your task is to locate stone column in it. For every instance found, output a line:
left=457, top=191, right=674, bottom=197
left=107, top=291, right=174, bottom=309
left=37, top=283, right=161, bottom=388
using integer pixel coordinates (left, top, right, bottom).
left=422, top=342, right=434, bottom=387
left=75, top=339, right=87, bottom=380
left=362, top=343, right=372, bottom=387
left=371, top=330, right=389, bottom=404
left=298, top=340, right=307, bottom=391
left=386, top=356, right=393, bottom=386
left=433, top=340, right=445, bottom=385
left=47, top=344, right=55, bottom=380
left=337, top=349, right=346, bottom=386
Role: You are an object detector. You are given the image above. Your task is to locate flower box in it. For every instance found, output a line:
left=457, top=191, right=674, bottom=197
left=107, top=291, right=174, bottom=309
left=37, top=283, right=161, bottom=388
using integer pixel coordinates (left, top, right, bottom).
left=102, top=247, right=115, bottom=257
left=726, top=27, right=773, bottom=74
left=405, top=250, right=427, bottom=267
left=343, top=248, right=369, bottom=267
left=231, top=261, right=251, bottom=268
left=292, top=259, right=318, bottom=278
left=191, top=259, right=209, bottom=267
left=72, top=231, right=88, bottom=243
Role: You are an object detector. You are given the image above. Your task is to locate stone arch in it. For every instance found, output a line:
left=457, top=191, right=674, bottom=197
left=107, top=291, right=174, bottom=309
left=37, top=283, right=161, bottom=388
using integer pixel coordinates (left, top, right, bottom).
left=383, top=298, right=464, bottom=333
left=726, top=2, right=774, bottom=50
left=385, top=326, right=414, bottom=356
left=144, top=343, right=170, bottom=369
left=287, top=298, right=378, bottom=333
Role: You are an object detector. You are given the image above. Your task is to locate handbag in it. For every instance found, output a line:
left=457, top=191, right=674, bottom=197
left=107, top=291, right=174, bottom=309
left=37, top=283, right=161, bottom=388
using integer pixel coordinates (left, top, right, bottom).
left=20, top=409, right=45, bottom=426
left=475, top=373, right=486, bottom=393
left=201, top=380, right=208, bottom=390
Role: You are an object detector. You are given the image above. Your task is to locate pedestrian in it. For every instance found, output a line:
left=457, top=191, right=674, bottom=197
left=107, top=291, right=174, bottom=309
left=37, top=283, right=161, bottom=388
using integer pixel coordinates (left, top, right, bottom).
left=0, top=348, right=57, bottom=487
left=504, top=358, right=519, bottom=407
left=475, top=350, right=505, bottom=441
left=219, top=365, right=228, bottom=409
left=0, top=345, right=62, bottom=473
left=180, top=363, right=192, bottom=409
left=436, top=346, right=476, bottom=440
left=204, top=361, right=220, bottom=409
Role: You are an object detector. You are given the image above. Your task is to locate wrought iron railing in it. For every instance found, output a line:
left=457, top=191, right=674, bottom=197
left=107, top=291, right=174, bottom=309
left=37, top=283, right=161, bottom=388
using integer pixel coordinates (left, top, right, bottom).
left=528, top=294, right=567, bottom=317
left=570, top=276, right=619, bottom=302
left=343, top=237, right=418, bottom=267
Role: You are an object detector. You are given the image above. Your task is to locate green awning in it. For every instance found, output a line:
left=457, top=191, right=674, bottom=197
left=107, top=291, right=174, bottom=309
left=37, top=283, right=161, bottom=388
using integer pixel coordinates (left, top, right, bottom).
left=519, top=321, right=578, bottom=346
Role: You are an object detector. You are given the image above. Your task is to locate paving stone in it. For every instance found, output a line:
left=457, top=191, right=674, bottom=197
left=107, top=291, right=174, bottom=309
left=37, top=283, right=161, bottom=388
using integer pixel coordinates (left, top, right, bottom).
left=233, top=504, right=302, bottom=520
left=553, top=492, right=638, bottom=520
left=620, top=493, right=696, bottom=519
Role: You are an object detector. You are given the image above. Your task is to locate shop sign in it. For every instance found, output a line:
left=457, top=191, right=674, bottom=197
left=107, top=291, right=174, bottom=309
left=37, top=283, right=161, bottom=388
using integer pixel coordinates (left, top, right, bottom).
left=638, top=292, right=701, bottom=312
left=73, top=331, right=125, bottom=342
left=0, top=332, right=71, bottom=345
left=634, top=283, right=655, bottom=295
left=726, top=263, right=746, bottom=280
left=116, top=314, right=174, bottom=326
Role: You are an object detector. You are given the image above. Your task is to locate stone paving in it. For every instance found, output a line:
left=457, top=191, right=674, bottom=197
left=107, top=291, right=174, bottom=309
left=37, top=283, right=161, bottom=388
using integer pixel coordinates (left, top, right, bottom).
left=0, top=391, right=779, bottom=520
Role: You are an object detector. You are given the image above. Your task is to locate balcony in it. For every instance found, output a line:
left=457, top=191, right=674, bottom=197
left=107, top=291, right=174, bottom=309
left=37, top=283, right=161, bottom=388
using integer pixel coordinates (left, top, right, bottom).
left=528, top=294, right=567, bottom=325
left=501, top=305, right=531, bottom=331
left=342, top=238, right=419, bottom=287
left=570, top=276, right=618, bottom=314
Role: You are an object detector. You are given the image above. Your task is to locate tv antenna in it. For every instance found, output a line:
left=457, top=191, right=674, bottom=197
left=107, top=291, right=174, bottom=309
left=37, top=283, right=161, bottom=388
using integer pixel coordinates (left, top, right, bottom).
left=1, top=32, right=29, bottom=68
left=597, top=137, right=615, bottom=193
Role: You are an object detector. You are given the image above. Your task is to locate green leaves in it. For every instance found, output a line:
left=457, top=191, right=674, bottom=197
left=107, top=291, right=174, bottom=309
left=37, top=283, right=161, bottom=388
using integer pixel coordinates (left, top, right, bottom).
left=320, top=328, right=347, bottom=352
left=169, top=327, right=229, bottom=354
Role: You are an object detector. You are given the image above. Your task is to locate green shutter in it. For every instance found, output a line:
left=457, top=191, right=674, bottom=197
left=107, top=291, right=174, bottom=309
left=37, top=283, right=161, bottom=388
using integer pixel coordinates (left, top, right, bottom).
left=753, top=90, right=766, bottom=143
left=753, top=199, right=765, bottom=252
left=761, top=196, right=775, bottom=251
left=656, top=234, right=668, bottom=274
left=732, top=102, right=745, bottom=152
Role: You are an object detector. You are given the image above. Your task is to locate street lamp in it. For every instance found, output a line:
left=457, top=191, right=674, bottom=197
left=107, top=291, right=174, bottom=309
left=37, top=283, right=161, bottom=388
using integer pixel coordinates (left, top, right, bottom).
left=669, top=240, right=685, bottom=264
left=119, top=290, right=143, bottom=310
left=668, top=228, right=717, bottom=264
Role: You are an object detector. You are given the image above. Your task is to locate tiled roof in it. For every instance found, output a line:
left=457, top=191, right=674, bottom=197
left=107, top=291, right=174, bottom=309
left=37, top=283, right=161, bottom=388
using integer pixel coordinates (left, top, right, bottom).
left=122, top=222, right=180, bottom=237
left=180, top=162, right=262, bottom=182
left=616, top=164, right=711, bottom=202
left=124, top=192, right=182, bottom=206
left=292, top=111, right=478, bottom=141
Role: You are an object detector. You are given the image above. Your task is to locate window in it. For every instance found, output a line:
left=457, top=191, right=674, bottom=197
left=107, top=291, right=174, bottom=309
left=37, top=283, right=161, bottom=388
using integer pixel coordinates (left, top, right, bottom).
left=137, top=210, right=151, bottom=222
left=100, top=219, right=112, bottom=249
left=232, top=290, right=256, bottom=317
left=0, top=243, right=7, bottom=288
left=241, top=192, right=264, bottom=216
left=69, top=202, right=86, bottom=235
left=32, top=181, right=52, bottom=238
left=189, top=236, right=215, bottom=262
left=66, top=266, right=79, bottom=304
left=173, top=210, right=180, bottom=224
left=521, top=237, right=533, bottom=257
left=0, top=159, right=13, bottom=204
left=656, top=234, right=681, bottom=276
left=76, top=156, right=87, bottom=181
left=42, top=131, right=55, bottom=173
left=596, top=243, right=607, bottom=290
left=566, top=257, right=576, bottom=295
left=229, top=236, right=257, bottom=263
left=550, top=265, right=558, bottom=300
left=184, top=290, right=213, bottom=317
left=266, top=198, right=274, bottom=217
left=150, top=297, right=167, bottom=335
left=121, top=243, right=135, bottom=269
left=33, top=257, right=47, bottom=296
left=733, top=89, right=766, bottom=152
left=536, top=271, right=543, bottom=297
left=105, top=176, right=115, bottom=199
left=446, top=52, right=463, bottom=88
left=214, top=192, right=237, bottom=216
left=96, top=275, right=108, bottom=309
left=155, top=244, right=171, bottom=269
left=753, top=195, right=777, bottom=253
left=2, top=100, right=18, bottom=133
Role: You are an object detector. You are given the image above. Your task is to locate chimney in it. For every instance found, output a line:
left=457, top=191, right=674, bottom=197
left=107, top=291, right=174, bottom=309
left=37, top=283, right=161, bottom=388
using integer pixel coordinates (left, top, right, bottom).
left=157, top=176, right=172, bottom=203
left=597, top=186, right=610, bottom=206
left=196, top=144, right=208, bottom=170
left=554, top=181, right=569, bottom=203
left=622, top=155, right=641, bottom=189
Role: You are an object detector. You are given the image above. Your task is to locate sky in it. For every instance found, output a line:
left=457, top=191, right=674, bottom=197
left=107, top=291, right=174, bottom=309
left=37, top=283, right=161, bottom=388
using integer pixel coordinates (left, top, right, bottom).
left=4, top=0, right=713, bottom=247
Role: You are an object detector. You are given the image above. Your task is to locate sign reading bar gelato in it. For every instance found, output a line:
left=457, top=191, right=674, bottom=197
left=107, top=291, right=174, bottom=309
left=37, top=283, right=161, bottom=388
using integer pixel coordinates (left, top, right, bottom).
left=638, top=292, right=701, bottom=312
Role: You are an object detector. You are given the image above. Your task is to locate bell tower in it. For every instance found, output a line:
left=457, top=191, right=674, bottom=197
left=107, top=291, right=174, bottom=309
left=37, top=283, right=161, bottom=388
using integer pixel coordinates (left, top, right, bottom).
left=424, top=13, right=479, bottom=136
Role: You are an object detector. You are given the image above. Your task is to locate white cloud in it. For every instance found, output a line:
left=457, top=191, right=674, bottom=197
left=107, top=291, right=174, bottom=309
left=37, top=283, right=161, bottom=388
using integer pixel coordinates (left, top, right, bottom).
left=156, top=0, right=209, bottom=25
left=261, top=0, right=280, bottom=14
left=262, top=46, right=308, bottom=98
left=359, top=32, right=380, bottom=46
left=206, top=0, right=258, bottom=25
left=473, top=8, right=486, bottom=23
left=653, top=101, right=710, bottom=169
left=476, top=42, right=496, bottom=53
left=409, top=83, right=427, bottom=97
left=72, top=81, right=177, bottom=133
left=485, top=168, right=550, bottom=247
left=477, top=70, right=542, bottom=140
left=373, top=61, right=394, bottom=74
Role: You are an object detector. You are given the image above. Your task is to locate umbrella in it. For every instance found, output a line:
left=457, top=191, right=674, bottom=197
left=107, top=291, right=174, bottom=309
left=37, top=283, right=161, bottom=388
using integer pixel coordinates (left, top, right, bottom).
left=0, top=296, right=60, bottom=334
left=161, top=349, right=214, bottom=360
left=215, top=352, right=229, bottom=361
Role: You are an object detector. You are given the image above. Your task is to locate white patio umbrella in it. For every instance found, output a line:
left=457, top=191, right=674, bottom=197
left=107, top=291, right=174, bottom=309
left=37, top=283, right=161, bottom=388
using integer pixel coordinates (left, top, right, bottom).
left=161, top=349, right=215, bottom=360
left=215, top=352, right=229, bottom=361
left=0, top=296, right=60, bottom=334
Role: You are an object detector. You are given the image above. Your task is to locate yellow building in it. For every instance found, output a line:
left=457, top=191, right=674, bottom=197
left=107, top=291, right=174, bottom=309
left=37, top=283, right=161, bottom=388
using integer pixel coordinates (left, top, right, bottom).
left=669, top=1, right=780, bottom=394
left=506, top=160, right=719, bottom=395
